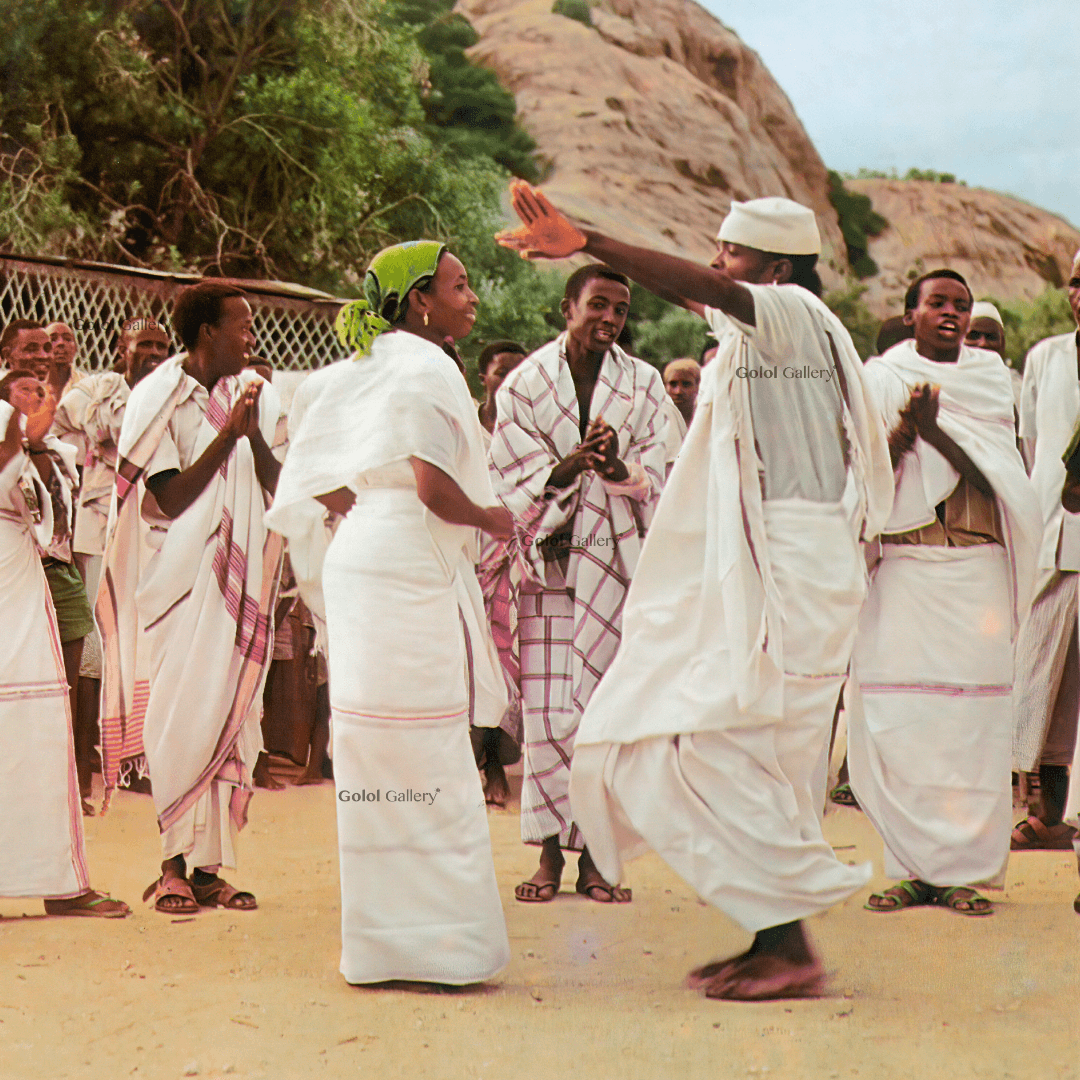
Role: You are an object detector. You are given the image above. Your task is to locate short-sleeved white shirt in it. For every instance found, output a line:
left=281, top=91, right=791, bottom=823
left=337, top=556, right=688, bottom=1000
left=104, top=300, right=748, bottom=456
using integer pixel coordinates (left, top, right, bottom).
left=706, top=282, right=848, bottom=503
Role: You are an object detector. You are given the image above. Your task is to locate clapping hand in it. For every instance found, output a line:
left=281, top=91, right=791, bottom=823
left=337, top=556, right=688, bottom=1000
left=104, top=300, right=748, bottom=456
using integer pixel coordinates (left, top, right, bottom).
left=23, top=385, right=56, bottom=447
left=495, top=179, right=588, bottom=260
left=905, top=383, right=940, bottom=437
left=225, top=382, right=263, bottom=441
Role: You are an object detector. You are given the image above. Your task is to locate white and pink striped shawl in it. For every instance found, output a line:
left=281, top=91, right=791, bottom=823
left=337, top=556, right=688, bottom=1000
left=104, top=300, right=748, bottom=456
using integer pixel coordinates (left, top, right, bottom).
left=97, top=356, right=282, bottom=824
left=488, top=335, right=667, bottom=711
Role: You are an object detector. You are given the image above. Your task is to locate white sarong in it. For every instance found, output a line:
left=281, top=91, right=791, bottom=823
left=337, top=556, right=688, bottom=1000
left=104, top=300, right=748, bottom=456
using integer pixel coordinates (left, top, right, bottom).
left=849, top=342, right=1039, bottom=888
left=99, top=358, right=281, bottom=857
left=848, top=545, right=1015, bottom=886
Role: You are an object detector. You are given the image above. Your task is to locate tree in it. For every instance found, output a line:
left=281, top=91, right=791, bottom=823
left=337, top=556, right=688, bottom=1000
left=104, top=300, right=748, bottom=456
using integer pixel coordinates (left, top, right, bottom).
left=0, top=0, right=513, bottom=292
left=828, top=171, right=887, bottom=279
left=384, top=0, right=539, bottom=181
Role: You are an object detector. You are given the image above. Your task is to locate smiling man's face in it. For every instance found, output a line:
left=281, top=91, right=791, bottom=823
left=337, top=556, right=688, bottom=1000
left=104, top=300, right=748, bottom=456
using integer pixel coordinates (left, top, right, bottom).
left=563, top=277, right=631, bottom=356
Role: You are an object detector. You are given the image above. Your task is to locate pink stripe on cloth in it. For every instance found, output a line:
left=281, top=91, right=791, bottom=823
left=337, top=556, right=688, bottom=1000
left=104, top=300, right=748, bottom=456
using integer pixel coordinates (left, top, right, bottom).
left=860, top=681, right=1012, bottom=697
left=156, top=528, right=283, bottom=836
left=212, top=509, right=272, bottom=664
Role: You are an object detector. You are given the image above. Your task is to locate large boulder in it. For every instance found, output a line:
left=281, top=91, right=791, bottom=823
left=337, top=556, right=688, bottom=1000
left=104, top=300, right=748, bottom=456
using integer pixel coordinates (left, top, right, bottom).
left=846, top=178, right=1080, bottom=317
left=457, top=0, right=847, bottom=283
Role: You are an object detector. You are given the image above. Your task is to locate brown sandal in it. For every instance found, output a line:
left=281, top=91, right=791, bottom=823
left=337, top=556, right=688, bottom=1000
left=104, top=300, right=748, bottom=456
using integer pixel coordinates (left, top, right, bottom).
left=143, top=872, right=199, bottom=915
left=1010, top=816, right=1076, bottom=850
left=190, top=875, right=257, bottom=910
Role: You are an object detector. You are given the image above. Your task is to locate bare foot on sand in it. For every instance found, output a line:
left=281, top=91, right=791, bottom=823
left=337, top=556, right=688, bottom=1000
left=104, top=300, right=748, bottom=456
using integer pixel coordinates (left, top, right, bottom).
left=689, top=920, right=824, bottom=1001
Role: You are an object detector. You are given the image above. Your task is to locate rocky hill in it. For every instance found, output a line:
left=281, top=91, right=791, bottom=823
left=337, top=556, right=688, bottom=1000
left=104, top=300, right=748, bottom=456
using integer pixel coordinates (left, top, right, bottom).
left=457, top=0, right=848, bottom=284
left=457, top=0, right=1079, bottom=312
left=846, top=178, right=1080, bottom=317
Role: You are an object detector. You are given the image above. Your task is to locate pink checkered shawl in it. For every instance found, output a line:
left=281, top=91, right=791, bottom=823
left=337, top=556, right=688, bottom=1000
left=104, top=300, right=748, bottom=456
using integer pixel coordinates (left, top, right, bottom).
left=97, top=357, right=282, bottom=825
left=488, top=335, right=667, bottom=712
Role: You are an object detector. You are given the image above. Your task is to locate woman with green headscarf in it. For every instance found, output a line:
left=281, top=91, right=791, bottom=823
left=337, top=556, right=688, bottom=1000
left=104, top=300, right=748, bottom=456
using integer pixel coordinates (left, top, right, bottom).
left=268, top=241, right=514, bottom=986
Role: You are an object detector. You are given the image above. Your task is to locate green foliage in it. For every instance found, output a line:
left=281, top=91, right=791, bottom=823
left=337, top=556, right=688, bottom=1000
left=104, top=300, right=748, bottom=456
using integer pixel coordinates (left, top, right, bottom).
left=983, top=288, right=1076, bottom=370
left=846, top=166, right=966, bottom=186
left=623, top=284, right=707, bottom=370
left=827, top=171, right=887, bottom=279
left=552, top=0, right=592, bottom=27
left=903, top=167, right=963, bottom=185
left=383, top=0, right=538, bottom=181
left=0, top=0, right=545, bottom=308
left=824, top=280, right=881, bottom=361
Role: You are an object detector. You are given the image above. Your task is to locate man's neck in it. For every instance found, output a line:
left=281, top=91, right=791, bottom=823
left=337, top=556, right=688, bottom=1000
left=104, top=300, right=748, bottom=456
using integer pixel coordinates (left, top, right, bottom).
left=564, top=335, right=604, bottom=377
left=914, top=340, right=960, bottom=364
left=183, top=347, right=218, bottom=390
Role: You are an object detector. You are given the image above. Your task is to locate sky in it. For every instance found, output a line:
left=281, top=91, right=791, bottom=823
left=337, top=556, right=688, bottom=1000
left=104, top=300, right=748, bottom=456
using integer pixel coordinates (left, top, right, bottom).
left=698, top=0, right=1080, bottom=228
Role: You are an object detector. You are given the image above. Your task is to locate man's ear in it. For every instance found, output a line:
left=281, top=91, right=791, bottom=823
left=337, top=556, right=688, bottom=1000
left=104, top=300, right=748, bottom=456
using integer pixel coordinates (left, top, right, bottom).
left=559, top=296, right=572, bottom=323
left=769, top=257, right=794, bottom=286
left=902, top=309, right=916, bottom=328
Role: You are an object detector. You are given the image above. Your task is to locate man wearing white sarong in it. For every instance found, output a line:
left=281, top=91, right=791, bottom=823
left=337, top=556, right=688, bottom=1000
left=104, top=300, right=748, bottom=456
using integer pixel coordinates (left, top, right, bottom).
left=847, top=270, right=1039, bottom=917
left=99, top=282, right=282, bottom=915
left=267, top=241, right=513, bottom=986
left=489, top=264, right=667, bottom=905
left=497, top=185, right=893, bottom=1000
left=0, top=371, right=129, bottom=917
left=53, top=320, right=171, bottom=800
left=1011, top=255, right=1080, bottom=849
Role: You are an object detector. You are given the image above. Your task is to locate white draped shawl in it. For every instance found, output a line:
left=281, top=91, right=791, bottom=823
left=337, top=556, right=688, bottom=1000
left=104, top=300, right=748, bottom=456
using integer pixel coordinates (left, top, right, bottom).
left=864, top=340, right=1040, bottom=632
left=575, top=284, right=893, bottom=746
left=266, top=331, right=506, bottom=727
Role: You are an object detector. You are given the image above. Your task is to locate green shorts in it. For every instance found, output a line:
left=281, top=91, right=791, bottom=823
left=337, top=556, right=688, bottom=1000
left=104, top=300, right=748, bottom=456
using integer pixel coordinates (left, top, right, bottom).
left=42, top=559, right=95, bottom=645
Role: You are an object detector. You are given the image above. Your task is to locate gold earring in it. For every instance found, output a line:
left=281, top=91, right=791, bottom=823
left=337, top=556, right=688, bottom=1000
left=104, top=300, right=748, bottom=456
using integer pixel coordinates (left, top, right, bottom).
left=423, top=312, right=429, bottom=327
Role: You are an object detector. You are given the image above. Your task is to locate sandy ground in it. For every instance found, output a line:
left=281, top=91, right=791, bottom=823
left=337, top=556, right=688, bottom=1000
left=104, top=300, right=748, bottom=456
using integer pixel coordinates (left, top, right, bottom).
left=2, top=766, right=1079, bottom=1080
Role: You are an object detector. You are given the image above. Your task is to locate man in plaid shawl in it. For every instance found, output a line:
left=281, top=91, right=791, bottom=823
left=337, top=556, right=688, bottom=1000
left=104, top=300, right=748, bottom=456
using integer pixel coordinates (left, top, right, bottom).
left=99, top=282, right=282, bottom=916
left=489, top=264, right=668, bottom=904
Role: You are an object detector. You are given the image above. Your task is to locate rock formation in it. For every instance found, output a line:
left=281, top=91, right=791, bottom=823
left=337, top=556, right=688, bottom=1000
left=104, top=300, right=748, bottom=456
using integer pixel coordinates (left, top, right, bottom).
left=457, top=0, right=848, bottom=283
left=457, top=0, right=1079, bottom=312
left=846, top=178, right=1080, bottom=317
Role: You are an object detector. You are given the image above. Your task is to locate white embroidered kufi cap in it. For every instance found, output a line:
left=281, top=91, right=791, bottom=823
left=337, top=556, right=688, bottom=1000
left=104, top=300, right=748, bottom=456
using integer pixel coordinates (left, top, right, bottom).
left=970, top=301, right=1003, bottom=326
left=717, top=197, right=821, bottom=256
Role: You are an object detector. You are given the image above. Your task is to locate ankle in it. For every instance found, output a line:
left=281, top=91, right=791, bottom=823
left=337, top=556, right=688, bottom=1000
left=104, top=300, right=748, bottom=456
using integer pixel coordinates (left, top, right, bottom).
left=752, top=921, right=815, bottom=964
left=162, top=855, right=186, bottom=879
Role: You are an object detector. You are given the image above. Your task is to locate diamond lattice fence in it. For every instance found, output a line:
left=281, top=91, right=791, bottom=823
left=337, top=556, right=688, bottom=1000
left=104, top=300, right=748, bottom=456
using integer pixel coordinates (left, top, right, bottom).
left=0, top=255, right=349, bottom=372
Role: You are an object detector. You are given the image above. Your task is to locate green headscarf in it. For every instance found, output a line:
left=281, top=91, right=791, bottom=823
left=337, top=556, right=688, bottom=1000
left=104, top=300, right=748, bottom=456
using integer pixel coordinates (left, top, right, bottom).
left=334, top=240, right=448, bottom=358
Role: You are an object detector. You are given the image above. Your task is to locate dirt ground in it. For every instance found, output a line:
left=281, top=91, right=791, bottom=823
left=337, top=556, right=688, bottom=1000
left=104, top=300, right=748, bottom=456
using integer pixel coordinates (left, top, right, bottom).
left=2, top=765, right=1079, bottom=1080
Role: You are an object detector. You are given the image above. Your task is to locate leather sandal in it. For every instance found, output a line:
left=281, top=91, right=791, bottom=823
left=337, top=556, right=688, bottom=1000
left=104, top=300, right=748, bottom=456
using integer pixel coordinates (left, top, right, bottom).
left=189, top=875, right=257, bottom=910
left=143, top=872, right=199, bottom=915
left=1010, top=816, right=1076, bottom=850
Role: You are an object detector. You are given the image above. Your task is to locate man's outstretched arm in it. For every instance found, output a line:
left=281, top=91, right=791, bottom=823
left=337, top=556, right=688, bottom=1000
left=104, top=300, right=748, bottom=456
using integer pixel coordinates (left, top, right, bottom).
left=496, top=180, right=756, bottom=326
left=581, top=231, right=755, bottom=326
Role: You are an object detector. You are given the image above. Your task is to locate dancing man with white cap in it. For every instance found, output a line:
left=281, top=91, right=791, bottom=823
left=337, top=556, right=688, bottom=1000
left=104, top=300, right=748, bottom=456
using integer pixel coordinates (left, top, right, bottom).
left=497, top=182, right=893, bottom=1001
